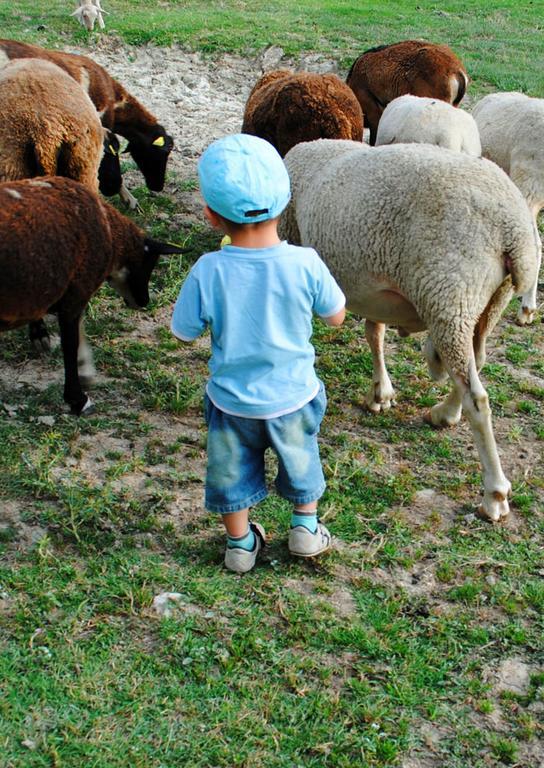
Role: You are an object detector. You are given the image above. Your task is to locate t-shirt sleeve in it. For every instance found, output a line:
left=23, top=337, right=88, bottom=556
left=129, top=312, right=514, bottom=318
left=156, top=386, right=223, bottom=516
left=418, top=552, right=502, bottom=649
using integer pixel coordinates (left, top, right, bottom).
left=312, top=254, right=346, bottom=318
left=170, top=270, right=207, bottom=341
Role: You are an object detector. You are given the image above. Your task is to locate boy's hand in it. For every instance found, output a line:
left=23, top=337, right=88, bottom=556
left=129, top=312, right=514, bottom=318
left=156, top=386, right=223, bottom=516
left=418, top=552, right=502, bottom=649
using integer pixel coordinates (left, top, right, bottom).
left=323, top=307, right=346, bottom=327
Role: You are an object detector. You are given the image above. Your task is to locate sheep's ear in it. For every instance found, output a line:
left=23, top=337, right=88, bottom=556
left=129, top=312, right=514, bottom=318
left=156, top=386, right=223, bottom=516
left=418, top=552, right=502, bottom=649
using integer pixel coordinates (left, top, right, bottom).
left=71, top=8, right=83, bottom=16
left=143, top=238, right=189, bottom=257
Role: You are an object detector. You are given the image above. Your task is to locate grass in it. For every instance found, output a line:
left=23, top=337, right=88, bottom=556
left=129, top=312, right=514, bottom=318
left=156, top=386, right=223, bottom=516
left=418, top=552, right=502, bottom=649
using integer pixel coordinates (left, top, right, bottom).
left=2, top=0, right=544, bottom=94
left=1, top=3, right=544, bottom=767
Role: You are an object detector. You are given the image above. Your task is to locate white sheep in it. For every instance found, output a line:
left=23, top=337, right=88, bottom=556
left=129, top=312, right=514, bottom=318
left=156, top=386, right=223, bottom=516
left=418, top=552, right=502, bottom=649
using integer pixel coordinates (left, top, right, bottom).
left=376, top=94, right=481, bottom=157
left=280, top=139, right=540, bottom=522
left=472, top=92, right=544, bottom=325
left=72, top=0, right=108, bottom=31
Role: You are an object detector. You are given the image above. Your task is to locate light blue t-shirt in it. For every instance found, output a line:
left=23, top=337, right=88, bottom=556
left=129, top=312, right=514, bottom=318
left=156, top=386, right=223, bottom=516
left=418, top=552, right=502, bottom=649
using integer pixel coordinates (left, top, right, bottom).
left=171, top=241, right=345, bottom=418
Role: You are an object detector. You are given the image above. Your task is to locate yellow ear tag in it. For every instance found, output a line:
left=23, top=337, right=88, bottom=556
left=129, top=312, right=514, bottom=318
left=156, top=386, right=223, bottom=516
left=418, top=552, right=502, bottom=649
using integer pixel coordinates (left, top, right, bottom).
left=109, top=144, right=118, bottom=155
left=221, top=235, right=232, bottom=248
left=152, top=136, right=165, bottom=147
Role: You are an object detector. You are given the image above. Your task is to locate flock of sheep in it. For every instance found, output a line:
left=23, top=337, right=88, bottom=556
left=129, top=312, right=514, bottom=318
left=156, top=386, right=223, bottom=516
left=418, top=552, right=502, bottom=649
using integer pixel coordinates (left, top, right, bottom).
left=0, top=37, right=542, bottom=523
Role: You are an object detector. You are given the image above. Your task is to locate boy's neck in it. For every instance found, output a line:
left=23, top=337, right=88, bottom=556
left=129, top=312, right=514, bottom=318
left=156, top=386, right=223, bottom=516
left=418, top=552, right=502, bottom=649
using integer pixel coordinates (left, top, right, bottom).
left=226, top=219, right=282, bottom=249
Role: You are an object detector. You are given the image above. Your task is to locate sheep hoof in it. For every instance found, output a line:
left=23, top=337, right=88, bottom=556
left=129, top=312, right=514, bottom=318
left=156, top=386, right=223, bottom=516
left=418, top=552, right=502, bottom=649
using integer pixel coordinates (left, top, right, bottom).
left=29, top=325, right=51, bottom=353
left=516, top=305, right=535, bottom=326
left=33, top=335, right=52, bottom=353
left=477, top=487, right=511, bottom=522
left=425, top=405, right=461, bottom=429
left=364, top=396, right=395, bottom=413
left=69, top=395, right=94, bottom=416
left=477, top=501, right=509, bottom=523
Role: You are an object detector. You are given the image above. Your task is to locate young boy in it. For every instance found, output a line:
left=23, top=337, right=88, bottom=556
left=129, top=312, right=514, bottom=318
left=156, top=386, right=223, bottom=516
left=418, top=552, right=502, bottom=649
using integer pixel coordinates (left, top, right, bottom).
left=171, top=134, right=345, bottom=573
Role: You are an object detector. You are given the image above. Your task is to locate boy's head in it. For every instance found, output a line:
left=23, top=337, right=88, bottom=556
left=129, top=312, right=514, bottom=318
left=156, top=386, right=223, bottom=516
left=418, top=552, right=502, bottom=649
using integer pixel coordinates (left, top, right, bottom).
left=198, top=134, right=291, bottom=226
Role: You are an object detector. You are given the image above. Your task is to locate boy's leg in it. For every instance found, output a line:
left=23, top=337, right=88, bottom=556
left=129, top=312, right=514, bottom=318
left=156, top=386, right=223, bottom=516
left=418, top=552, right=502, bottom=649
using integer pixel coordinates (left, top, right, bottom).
left=204, top=396, right=268, bottom=572
left=223, top=508, right=257, bottom=551
left=265, top=386, right=333, bottom=557
left=291, top=500, right=318, bottom=533
left=223, top=508, right=251, bottom=538
left=222, top=508, right=266, bottom=574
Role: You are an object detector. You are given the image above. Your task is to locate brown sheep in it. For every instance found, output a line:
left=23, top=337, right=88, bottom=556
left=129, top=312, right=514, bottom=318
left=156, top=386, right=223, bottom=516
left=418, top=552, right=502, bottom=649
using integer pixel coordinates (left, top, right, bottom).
left=0, top=57, right=106, bottom=353
left=242, top=69, right=364, bottom=157
left=346, top=40, right=468, bottom=145
left=0, top=38, right=174, bottom=200
left=0, top=58, right=104, bottom=191
left=0, top=177, right=185, bottom=415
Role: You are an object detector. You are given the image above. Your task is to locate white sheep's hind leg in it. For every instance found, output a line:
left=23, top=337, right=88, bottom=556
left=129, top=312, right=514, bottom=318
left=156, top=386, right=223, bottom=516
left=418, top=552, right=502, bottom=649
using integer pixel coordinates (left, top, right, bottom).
left=77, top=319, right=96, bottom=386
left=455, top=356, right=511, bottom=521
left=364, top=320, right=396, bottom=412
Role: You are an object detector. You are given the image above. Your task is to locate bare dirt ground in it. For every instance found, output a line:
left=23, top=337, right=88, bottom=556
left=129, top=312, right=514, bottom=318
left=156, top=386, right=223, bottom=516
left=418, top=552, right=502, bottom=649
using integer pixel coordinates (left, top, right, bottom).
left=75, top=37, right=340, bottom=206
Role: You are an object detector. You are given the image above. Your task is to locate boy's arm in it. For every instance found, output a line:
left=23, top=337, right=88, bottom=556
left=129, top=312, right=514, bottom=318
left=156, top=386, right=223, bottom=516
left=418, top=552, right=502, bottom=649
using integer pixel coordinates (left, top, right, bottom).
left=171, top=271, right=207, bottom=343
left=323, top=306, right=346, bottom=327
left=313, top=255, right=346, bottom=327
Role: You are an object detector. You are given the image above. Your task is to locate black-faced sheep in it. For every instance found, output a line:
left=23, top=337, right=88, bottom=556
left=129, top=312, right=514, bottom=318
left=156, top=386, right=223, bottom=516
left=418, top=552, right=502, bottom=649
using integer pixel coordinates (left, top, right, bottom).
left=376, top=94, right=481, bottom=157
left=0, top=177, right=184, bottom=414
left=472, top=92, right=544, bottom=325
left=242, top=69, right=364, bottom=157
left=0, top=58, right=104, bottom=192
left=0, top=38, right=174, bottom=205
left=346, top=41, right=468, bottom=145
left=279, top=139, right=540, bottom=522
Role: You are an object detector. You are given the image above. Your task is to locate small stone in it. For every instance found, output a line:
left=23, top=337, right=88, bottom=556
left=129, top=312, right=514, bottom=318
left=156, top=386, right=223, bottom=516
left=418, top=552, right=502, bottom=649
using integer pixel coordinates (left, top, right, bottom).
left=260, top=45, right=285, bottom=71
left=486, top=574, right=497, bottom=586
left=464, top=513, right=476, bottom=523
left=37, top=415, right=55, bottom=426
left=22, top=739, right=37, bottom=750
left=152, top=592, right=183, bottom=617
left=492, top=658, right=532, bottom=695
left=414, top=488, right=436, bottom=501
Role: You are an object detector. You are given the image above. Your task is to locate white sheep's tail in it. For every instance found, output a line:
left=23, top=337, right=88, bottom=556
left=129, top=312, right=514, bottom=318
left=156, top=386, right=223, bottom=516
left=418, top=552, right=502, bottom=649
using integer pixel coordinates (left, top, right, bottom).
left=505, top=218, right=542, bottom=298
left=474, top=275, right=514, bottom=344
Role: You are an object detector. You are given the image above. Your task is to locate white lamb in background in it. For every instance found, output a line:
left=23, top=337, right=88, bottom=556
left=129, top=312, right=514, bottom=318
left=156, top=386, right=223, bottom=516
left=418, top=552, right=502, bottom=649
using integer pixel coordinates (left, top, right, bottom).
left=72, top=0, right=108, bottom=31
left=376, top=94, right=481, bottom=157
left=280, top=139, right=540, bottom=522
left=472, top=91, right=544, bottom=325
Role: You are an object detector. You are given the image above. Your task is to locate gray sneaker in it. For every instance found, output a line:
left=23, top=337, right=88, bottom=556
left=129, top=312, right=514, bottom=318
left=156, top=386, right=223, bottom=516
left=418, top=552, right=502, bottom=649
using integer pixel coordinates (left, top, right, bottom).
left=288, top=522, right=332, bottom=558
left=224, top=522, right=266, bottom=574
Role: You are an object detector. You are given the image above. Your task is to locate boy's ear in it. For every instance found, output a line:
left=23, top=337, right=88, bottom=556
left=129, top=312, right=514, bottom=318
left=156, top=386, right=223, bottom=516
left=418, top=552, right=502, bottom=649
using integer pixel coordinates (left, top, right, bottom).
left=203, top=205, right=223, bottom=230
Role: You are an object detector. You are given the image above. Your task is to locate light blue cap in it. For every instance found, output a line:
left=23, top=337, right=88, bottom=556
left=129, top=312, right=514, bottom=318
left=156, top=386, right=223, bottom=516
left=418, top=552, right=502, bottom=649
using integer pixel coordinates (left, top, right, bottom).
left=198, top=134, right=291, bottom=224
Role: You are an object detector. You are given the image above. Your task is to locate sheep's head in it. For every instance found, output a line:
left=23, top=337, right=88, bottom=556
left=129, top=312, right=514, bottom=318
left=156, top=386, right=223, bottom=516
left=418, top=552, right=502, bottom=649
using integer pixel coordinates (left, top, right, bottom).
left=71, top=3, right=100, bottom=31
left=125, top=125, right=174, bottom=192
left=105, top=206, right=186, bottom=307
left=109, top=238, right=186, bottom=308
left=98, top=131, right=122, bottom=197
left=71, top=2, right=107, bottom=31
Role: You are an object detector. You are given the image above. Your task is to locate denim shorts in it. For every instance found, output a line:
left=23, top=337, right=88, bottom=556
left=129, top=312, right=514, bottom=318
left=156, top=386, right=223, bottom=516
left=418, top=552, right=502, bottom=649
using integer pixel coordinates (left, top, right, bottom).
left=204, top=383, right=327, bottom=514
